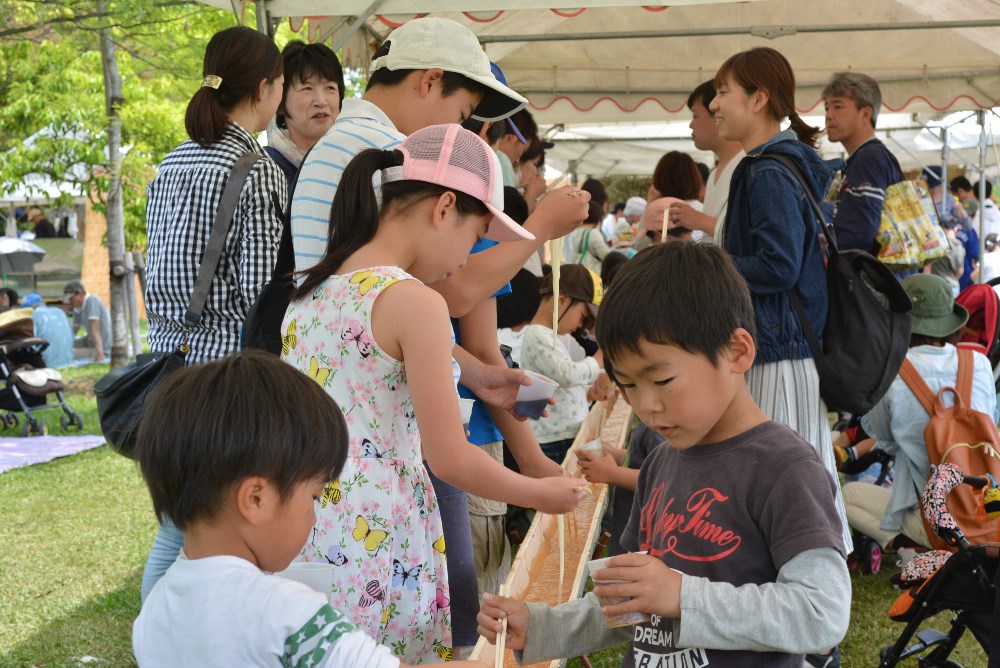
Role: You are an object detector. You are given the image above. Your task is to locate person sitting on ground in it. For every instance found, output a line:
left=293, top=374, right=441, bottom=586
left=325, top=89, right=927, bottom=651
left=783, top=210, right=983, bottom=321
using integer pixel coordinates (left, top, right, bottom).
left=22, top=293, right=74, bottom=368
left=132, top=350, right=489, bottom=668
left=843, top=274, right=998, bottom=554
left=62, top=280, right=110, bottom=363
left=478, top=241, right=850, bottom=666
left=519, top=264, right=614, bottom=464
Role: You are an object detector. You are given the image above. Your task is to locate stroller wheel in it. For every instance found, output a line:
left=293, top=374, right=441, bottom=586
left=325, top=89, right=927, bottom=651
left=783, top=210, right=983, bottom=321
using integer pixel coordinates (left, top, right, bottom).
left=60, top=415, right=68, bottom=432
left=73, top=414, right=83, bottom=431
left=4, top=413, right=17, bottom=428
left=23, top=419, right=47, bottom=437
left=865, top=541, right=882, bottom=575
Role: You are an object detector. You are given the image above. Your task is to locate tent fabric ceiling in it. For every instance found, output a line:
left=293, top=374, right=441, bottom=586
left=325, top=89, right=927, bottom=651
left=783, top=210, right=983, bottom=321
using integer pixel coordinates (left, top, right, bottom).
left=198, top=0, right=1000, bottom=176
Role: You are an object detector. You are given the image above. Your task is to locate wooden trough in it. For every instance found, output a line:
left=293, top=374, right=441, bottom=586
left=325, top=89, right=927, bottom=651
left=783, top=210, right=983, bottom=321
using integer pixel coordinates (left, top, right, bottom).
left=470, top=395, right=633, bottom=667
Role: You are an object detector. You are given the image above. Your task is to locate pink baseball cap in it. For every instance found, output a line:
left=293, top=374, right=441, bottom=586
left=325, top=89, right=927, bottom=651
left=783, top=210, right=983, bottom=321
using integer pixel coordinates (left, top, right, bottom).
left=380, top=124, right=534, bottom=243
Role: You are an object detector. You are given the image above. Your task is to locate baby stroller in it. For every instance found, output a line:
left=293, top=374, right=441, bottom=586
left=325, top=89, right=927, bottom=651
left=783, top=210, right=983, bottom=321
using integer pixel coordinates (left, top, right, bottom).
left=0, top=308, right=82, bottom=436
left=879, top=463, right=1000, bottom=667
left=956, top=283, right=1000, bottom=390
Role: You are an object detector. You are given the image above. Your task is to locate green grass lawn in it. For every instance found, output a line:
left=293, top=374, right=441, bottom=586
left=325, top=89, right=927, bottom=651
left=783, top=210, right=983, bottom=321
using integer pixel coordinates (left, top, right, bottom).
left=0, top=368, right=990, bottom=667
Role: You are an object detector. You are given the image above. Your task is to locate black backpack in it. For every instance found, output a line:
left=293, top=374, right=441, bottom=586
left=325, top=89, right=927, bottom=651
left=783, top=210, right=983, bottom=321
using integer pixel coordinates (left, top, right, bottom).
left=767, top=153, right=913, bottom=415
left=242, top=154, right=308, bottom=355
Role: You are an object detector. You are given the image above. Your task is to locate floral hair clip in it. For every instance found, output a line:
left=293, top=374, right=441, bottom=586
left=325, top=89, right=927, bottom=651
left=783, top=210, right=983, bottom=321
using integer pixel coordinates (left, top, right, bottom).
left=202, top=75, right=222, bottom=89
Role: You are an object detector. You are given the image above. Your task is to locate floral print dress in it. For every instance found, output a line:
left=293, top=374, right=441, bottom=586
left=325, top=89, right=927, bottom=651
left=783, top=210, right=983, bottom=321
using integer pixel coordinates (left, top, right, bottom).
left=282, top=266, right=452, bottom=663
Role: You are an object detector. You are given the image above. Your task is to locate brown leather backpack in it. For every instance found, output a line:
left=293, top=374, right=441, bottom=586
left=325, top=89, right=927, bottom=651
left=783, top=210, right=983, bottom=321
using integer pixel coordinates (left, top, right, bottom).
left=899, top=348, right=1000, bottom=549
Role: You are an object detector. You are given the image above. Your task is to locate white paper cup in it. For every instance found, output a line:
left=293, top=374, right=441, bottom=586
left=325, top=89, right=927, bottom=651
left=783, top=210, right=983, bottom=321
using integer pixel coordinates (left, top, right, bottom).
left=275, top=562, right=336, bottom=598
left=586, top=554, right=652, bottom=628
left=577, top=438, right=604, bottom=453
left=515, top=370, right=559, bottom=419
left=458, top=398, right=475, bottom=430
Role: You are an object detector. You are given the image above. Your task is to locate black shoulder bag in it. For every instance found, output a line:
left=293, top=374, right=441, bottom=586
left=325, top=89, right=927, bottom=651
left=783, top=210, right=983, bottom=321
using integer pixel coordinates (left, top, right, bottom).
left=768, top=153, right=913, bottom=415
left=94, top=151, right=261, bottom=457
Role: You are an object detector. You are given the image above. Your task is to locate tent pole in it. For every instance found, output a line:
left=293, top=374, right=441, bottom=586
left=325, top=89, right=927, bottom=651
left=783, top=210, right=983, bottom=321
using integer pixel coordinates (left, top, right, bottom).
left=979, top=109, right=988, bottom=282
left=885, top=133, right=934, bottom=176
left=255, top=0, right=274, bottom=38
left=331, top=1, right=384, bottom=53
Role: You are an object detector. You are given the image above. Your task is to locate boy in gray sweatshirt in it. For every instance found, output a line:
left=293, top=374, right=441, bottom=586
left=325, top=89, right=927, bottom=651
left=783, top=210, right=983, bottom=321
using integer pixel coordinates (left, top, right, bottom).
left=478, top=241, right=850, bottom=667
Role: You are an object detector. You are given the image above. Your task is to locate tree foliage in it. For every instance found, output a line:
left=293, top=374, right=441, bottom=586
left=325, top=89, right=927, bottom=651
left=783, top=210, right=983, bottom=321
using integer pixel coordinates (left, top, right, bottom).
left=0, top=1, right=235, bottom=249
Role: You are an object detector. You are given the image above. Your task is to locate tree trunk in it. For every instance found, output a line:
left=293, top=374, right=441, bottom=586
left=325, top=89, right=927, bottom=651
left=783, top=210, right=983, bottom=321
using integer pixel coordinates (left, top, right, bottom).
left=97, top=0, right=129, bottom=367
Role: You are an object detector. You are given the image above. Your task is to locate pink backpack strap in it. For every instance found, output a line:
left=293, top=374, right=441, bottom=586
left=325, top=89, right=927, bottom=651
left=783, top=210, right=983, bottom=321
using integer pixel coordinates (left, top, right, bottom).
left=899, top=357, right=937, bottom=416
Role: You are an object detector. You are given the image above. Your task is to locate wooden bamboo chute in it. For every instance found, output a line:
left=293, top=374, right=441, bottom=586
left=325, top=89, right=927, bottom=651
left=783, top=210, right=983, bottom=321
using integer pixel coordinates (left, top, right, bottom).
left=471, top=394, right=632, bottom=667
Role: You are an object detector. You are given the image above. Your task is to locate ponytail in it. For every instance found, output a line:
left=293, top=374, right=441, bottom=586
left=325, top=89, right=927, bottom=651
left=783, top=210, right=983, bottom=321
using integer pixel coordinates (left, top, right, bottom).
left=292, top=149, right=404, bottom=301
left=788, top=112, right=821, bottom=150
left=185, top=27, right=282, bottom=147
left=185, top=88, right=231, bottom=148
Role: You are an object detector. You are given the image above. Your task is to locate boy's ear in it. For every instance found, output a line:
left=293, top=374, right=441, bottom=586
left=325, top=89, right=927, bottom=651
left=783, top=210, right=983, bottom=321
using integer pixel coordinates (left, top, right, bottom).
left=725, top=327, right=757, bottom=373
left=477, top=121, right=492, bottom=140
left=417, top=68, right=445, bottom=98
left=234, top=476, right=273, bottom=526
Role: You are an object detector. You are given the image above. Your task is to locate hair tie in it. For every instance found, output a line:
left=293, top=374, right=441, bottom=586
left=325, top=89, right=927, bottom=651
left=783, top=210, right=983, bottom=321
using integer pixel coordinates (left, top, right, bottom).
left=202, top=75, right=222, bottom=90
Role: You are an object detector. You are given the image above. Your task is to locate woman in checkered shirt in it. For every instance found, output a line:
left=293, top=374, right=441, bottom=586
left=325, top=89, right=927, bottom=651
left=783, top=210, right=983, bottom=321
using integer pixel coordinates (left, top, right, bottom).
left=141, top=26, right=287, bottom=601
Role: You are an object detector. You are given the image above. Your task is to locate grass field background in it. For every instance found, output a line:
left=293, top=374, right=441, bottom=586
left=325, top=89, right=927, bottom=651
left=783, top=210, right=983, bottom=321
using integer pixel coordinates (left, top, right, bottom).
left=0, top=363, right=989, bottom=667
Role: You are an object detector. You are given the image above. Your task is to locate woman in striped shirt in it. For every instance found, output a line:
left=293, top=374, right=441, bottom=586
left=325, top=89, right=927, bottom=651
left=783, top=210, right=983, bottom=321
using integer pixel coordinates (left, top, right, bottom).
left=141, top=26, right=286, bottom=601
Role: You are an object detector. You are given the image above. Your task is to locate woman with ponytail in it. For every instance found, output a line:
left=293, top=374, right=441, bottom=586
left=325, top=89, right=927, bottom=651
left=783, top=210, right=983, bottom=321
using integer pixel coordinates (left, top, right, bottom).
left=282, top=124, right=585, bottom=663
left=141, top=26, right=286, bottom=600
left=706, top=48, right=852, bottom=559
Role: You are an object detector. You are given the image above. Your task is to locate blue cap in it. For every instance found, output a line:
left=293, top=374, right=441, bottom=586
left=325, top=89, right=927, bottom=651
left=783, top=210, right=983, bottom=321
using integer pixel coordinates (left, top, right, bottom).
left=21, top=293, right=43, bottom=307
left=490, top=62, right=528, bottom=144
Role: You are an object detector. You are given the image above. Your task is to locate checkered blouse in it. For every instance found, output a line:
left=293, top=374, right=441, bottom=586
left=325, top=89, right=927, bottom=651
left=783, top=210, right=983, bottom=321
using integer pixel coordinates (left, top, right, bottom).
left=144, top=123, right=286, bottom=365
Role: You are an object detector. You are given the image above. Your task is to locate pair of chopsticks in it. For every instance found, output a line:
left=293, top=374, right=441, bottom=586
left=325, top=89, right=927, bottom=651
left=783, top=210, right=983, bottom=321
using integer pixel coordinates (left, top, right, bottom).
left=494, top=583, right=509, bottom=667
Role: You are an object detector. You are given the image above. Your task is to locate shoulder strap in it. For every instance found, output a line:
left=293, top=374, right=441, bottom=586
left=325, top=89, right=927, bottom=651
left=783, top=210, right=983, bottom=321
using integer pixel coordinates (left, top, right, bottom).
left=764, top=153, right=839, bottom=255
left=898, top=357, right=938, bottom=416
left=766, top=152, right=831, bottom=367
left=577, top=228, right=592, bottom=264
left=184, top=151, right=261, bottom=328
left=956, top=347, right=974, bottom=405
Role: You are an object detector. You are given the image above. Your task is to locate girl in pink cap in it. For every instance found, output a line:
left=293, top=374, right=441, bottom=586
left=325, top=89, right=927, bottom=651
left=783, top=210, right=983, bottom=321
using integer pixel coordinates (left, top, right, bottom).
left=282, top=123, right=586, bottom=663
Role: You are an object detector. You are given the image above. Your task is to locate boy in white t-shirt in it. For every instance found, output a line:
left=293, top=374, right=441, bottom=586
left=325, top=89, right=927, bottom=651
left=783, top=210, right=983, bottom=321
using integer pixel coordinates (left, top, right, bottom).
left=132, top=350, right=486, bottom=668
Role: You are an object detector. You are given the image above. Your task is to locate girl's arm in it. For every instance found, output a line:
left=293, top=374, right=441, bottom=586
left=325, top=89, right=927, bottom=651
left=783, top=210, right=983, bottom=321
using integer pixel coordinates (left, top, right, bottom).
left=522, top=328, right=601, bottom=388
left=374, top=283, right=585, bottom=514
left=459, top=299, right=563, bottom=478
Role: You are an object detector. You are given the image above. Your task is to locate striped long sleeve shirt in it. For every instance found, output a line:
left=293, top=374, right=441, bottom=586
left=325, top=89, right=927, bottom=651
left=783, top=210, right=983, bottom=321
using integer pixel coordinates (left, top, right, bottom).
left=144, top=123, right=286, bottom=365
left=290, top=98, right=404, bottom=275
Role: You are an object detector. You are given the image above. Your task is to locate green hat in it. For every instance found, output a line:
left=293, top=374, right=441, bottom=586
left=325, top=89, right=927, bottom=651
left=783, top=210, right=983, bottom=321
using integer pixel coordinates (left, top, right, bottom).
left=902, top=274, right=968, bottom=338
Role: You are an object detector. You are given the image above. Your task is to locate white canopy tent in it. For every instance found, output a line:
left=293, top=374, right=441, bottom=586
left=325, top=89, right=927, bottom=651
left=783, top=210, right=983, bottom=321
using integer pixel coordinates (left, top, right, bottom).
left=198, top=0, right=1000, bottom=178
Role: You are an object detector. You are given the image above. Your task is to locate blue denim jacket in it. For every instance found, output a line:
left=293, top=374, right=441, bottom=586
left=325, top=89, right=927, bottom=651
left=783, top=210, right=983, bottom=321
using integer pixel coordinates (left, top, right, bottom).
left=725, top=130, right=843, bottom=364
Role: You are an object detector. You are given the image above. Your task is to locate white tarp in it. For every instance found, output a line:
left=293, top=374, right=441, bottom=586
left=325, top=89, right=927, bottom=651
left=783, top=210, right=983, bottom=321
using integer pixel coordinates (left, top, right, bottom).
left=199, top=0, right=1000, bottom=176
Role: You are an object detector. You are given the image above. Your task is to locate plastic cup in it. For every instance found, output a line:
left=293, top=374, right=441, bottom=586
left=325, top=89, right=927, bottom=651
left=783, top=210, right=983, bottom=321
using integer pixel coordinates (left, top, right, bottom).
left=458, top=398, right=475, bottom=431
left=586, top=554, right=652, bottom=628
left=274, top=562, right=336, bottom=598
left=515, top=370, right=559, bottom=420
left=577, top=437, right=604, bottom=454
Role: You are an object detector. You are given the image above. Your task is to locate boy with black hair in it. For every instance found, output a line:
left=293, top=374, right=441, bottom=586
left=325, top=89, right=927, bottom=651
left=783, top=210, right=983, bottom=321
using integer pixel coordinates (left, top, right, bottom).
left=478, top=241, right=850, bottom=667
left=132, top=350, right=487, bottom=668
left=292, top=18, right=588, bottom=317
